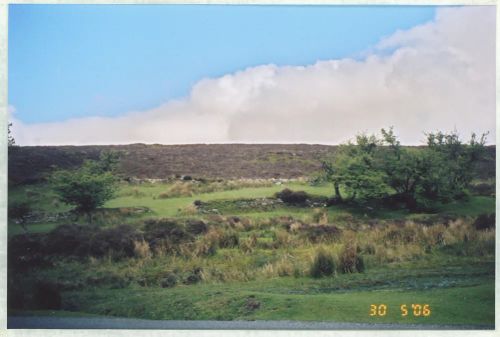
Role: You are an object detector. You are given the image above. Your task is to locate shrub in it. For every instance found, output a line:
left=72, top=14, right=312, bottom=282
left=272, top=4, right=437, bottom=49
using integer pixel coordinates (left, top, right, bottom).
left=473, top=213, right=495, bottom=230
left=355, top=254, right=365, bottom=273
left=310, top=249, right=336, bottom=278
left=186, top=220, right=208, bottom=235
left=161, top=273, right=178, bottom=288
left=89, top=225, right=141, bottom=258
left=8, top=233, right=47, bottom=270
left=43, top=224, right=95, bottom=257
left=158, top=192, right=170, bottom=199
left=301, top=224, right=342, bottom=243
left=275, top=188, right=309, bottom=205
left=339, top=243, right=364, bottom=273
left=143, top=219, right=194, bottom=252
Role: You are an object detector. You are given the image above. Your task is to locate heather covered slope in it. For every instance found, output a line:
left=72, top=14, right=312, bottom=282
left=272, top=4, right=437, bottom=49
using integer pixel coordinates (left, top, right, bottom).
left=8, top=144, right=336, bottom=184
left=8, top=144, right=495, bottom=185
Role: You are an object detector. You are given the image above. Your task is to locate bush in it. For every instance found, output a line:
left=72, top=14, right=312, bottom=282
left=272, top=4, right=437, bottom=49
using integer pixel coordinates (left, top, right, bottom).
left=301, top=224, right=342, bottom=243
left=473, top=213, right=495, bottom=230
left=186, top=220, right=208, bottom=235
left=8, top=233, right=47, bottom=270
left=310, top=249, right=336, bottom=278
left=89, top=225, right=141, bottom=258
left=275, top=188, right=309, bottom=205
left=143, top=219, right=194, bottom=252
left=43, top=224, right=92, bottom=256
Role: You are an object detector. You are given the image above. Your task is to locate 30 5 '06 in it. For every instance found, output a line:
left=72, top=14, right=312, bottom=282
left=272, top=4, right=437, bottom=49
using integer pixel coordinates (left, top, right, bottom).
left=369, top=304, right=431, bottom=317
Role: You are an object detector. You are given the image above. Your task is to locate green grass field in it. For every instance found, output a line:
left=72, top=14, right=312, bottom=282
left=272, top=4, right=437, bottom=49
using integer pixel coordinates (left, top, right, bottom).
left=7, top=180, right=496, bottom=326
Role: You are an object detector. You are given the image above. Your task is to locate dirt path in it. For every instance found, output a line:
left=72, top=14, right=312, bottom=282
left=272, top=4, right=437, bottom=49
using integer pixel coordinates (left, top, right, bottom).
left=8, top=316, right=494, bottom=330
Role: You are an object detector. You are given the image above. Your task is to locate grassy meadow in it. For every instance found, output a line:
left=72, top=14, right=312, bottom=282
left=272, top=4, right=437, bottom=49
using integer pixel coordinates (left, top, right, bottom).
left=7, top=176, right=496, bottom=327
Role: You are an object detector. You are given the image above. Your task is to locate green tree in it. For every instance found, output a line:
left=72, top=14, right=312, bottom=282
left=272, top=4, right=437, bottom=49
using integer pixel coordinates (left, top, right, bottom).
left=322, top=128, right=488, bottom=210
left=323, top=132, right=390, bottom=203
left=50, top=152, right=120, bottom=222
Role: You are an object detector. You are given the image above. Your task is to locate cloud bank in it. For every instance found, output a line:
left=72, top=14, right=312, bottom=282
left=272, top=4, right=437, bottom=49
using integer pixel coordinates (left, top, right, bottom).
left=11, top=6, right=496, bottom=146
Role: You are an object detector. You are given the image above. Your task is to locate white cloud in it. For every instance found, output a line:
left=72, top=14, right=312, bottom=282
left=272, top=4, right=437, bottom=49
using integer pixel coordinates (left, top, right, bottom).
left=11, top=6, right=496, bottom=146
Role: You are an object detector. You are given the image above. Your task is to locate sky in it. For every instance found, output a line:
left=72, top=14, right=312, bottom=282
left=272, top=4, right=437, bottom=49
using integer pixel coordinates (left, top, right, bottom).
left=8, top=5, right=496, bottom=145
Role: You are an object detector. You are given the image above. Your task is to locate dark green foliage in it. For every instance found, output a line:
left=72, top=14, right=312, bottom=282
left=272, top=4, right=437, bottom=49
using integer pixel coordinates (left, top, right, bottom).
left=33, top=281, right=61, bottom=310
left=473, top=213, right=495, bottom=230
left=322, top=128, right=489, bottom=210
left=322, top=134, right=389, bottom=203
left=49, top=153, right=120, bottom=215
left=310, top=249, right=336, bottom=278
left=276, top=188, right=309, bottom=205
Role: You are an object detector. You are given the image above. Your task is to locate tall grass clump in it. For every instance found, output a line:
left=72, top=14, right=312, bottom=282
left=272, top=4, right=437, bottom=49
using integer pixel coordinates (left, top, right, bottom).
left=339, top=243, right=364, bottom=273
left=310, top=248, right=336, bottom=278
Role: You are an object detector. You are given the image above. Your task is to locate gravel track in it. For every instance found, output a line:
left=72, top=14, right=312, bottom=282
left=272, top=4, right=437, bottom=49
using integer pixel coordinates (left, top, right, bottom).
left=8, top=316, right=494, bottom=330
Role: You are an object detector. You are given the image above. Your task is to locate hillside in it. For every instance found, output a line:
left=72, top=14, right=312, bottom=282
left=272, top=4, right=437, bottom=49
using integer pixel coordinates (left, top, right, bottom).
left=8, top=144, right=495, bottom=185
left=8, top=144, right=337, bottom=185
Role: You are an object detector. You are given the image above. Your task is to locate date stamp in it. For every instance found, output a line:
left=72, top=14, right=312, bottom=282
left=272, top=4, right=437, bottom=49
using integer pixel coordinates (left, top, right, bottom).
left=369, top=304, right=431, bottom=317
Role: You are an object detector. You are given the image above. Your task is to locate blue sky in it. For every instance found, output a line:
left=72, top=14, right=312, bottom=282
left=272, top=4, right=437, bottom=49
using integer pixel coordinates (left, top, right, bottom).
left=9, top=5, right=437, bottom=124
